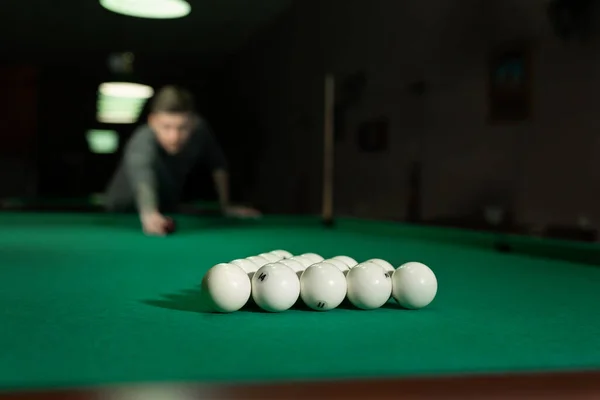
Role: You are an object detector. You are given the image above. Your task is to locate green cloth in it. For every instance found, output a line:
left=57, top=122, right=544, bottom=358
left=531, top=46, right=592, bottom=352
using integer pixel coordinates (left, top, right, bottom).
left=0, top=212, right=599, bottom=391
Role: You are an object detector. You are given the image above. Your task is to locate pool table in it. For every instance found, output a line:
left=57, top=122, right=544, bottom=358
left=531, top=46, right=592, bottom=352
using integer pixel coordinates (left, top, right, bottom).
left=1, top=211, right=599, bottom=399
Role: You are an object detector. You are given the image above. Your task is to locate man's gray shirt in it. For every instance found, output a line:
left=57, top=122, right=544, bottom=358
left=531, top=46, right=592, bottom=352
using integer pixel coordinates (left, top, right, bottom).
left=105, top=118, right=227, bottom=212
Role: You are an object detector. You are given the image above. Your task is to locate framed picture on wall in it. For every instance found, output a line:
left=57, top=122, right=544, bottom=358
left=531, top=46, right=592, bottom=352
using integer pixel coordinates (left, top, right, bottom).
left=488, top=45, right=532, bottom=123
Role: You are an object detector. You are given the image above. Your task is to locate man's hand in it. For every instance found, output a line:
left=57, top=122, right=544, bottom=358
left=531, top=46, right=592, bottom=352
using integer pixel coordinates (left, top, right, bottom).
left=140, top=210, right=169, bottom=235
left=223, top=205, right=261, bottom=219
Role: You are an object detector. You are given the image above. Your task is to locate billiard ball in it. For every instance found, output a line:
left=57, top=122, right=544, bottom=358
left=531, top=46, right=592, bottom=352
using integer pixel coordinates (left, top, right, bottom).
left=269, top=249, right=293, bottom=259
left=332, top=255, right=358, bottom=268
left=259, top=252, right=281, bottom=263
left=278, top=258, right=305, bottom=278
left=391, top=262, right=437, bottom=309
left=231, top=259, right=259, bottom=278
left=346, top=262, right=392, bottom=310
left=251, top=263, right=300, bottom=312
left=300, top=262, right=347, bottom=311
left=494, top=242, right=512, bottom=252
left=322, top=259, right=349, bottom=274
left=287, top=255, right=312, bottom=269
left=164, top=217, right=176, bottom=234
left=246, top=255, right=270, bottom=268
left=202, top=263, right=251, bottom=313
left=301, top=253, right=324, bottom=264
left=367, top=258, right=395, bottom=275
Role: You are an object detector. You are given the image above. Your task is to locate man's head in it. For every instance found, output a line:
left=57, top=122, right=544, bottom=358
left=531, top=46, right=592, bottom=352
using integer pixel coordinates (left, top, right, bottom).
left=148, top=85, right=197, bottom=154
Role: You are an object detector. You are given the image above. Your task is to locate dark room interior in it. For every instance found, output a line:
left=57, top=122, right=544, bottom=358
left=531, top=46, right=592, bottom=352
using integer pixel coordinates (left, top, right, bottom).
left=0, top=1, right=599, bottom=399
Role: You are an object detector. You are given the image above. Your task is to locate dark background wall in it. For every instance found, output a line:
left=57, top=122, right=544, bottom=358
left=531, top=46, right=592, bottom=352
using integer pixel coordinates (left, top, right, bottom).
left=1, top=0, right=599, bottom=231
left=0, top=66, right=38, bottom=199
left=212, top=0, right=600, bottom=228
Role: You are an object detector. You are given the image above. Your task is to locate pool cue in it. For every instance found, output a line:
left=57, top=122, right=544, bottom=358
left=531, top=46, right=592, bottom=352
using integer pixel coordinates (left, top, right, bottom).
left=322, top=74, right=335, bottom=227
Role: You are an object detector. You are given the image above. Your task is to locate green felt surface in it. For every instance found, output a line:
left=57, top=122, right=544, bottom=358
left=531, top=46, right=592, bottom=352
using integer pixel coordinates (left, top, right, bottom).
left=1, top=212, right=600, bottom=391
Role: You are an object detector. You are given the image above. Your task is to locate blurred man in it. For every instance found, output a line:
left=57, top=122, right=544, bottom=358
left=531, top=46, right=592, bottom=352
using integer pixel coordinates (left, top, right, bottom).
left=105, top=85, right=258, bottom=235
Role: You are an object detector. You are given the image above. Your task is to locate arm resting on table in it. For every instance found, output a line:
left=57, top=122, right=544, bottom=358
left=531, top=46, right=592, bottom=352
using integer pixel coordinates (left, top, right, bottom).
left=124, top=138, right=159, bottom=214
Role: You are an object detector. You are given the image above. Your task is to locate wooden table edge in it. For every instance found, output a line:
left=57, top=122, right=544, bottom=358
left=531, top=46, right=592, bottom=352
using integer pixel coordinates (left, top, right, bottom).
left=1, top=370, right=599, bottom=399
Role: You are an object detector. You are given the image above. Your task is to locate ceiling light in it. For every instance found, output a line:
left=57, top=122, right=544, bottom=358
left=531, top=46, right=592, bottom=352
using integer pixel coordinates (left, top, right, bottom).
left=100, top=0, right=191, bottom=19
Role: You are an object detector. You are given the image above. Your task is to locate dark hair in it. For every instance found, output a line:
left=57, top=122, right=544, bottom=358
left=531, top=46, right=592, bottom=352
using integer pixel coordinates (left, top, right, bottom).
left=150, top=85, right=195, bottom=114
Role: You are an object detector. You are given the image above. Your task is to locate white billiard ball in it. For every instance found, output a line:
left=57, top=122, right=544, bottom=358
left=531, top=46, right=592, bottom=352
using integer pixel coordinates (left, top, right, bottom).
left=346, top=261, right=392, bottom=310
left=301, top=253, right=324, bottom=263
left=300, top=262, right=347, bottom=311
left=247, top=255, right=270, bottom=268
left=392, top=262, right=437, bottom=309
left=290, top=255, right=314, bottom=268
left=259, top=252, right=282, bottom=263
left=278, top=258, right=305, bottom=278
left=323, top=259, right=349, bottom=273
left=333, top=255, right=358, bottom=268
left=367, top=258, right=395, bottom=275
left=270, top=249, right=292, bottom=259
left=231, top=258, right=259, bottom=278
left=252, top=263, right=300, bottom=312
left=202, top=263, right=251, bottom=313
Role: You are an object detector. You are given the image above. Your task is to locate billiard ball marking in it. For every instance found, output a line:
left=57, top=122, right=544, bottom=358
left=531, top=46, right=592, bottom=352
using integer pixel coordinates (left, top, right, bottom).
left=257, top=272, right=268, bottom=282
left=316, top=301, right=327, bottom=309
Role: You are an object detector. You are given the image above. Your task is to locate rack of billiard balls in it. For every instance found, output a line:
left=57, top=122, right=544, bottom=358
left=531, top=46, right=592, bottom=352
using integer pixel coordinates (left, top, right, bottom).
left=201, top=250, right=437, bottom=313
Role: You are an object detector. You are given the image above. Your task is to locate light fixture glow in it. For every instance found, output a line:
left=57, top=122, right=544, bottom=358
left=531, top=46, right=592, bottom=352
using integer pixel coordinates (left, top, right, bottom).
left=86, top=129, right=119, bottom=154
left=96, top=111, right=140, bottom=124
left=100, top=0, right=191, bottom=19
left=97, top=97, right=146, bottom=113
left=96, top=82, right=154, bottom=124
left=99, top=82, right=154, bottom=99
